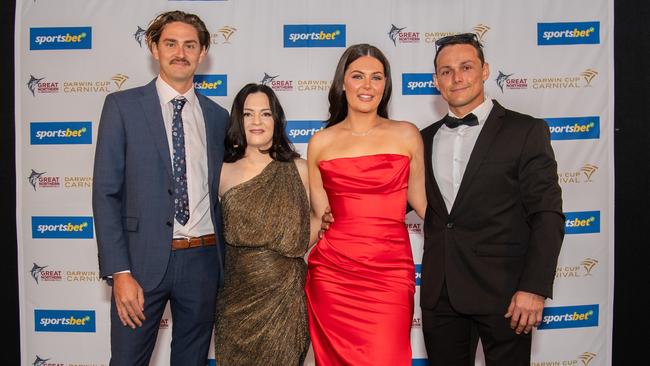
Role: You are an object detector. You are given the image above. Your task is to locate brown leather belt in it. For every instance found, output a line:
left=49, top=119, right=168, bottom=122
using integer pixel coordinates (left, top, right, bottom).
left=171, top=234, right=217, bottom=251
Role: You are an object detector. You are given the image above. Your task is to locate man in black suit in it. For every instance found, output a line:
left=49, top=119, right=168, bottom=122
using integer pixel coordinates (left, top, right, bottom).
left=419, top=33, right=564, bottom=365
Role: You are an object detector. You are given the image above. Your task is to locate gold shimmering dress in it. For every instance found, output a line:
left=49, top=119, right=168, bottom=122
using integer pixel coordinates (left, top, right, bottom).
left=215, top=160, right=309, bottom=365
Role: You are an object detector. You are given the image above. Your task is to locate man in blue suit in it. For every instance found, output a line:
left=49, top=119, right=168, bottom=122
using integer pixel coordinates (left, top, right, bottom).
left=92, top=10, right=229, bottom=366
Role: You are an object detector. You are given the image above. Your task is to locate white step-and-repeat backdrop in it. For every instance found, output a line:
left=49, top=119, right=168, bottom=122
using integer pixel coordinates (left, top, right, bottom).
left=16, top=0, right=613, bottom=365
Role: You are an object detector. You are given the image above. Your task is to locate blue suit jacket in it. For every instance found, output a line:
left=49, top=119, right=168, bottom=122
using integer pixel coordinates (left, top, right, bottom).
left=92, top=78, right=228, bottom=291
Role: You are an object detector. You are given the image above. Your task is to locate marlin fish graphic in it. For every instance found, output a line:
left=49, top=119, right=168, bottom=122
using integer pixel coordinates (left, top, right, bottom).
left=495, top=71, right=513, bottom=92
left=388, top=24, right=407, bottom=46
left=33, top=355, right=50, bottom=366
left=260, top=73, right=279, bottom=85
left=30, top=263, right=47, bottom=284
left=27, top=75, right=45, bottom=97
left=134, top=26, right=146, bottom=47
left=28, top=169, right=46, bottom=191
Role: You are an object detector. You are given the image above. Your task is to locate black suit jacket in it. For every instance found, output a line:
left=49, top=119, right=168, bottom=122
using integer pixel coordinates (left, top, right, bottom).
left=420, top=100, right=564, bottom=314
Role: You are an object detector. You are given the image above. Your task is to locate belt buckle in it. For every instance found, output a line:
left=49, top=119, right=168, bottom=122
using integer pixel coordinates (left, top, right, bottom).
left=174, top=237, right=191, bottom=250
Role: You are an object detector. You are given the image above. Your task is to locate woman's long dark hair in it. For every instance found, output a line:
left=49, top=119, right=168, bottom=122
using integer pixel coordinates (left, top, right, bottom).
left=326, top=43, right=393, bottom=128
left=224, top=83, right=299, bottom=162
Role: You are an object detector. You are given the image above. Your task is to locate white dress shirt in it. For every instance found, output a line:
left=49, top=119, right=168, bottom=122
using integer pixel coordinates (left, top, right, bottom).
left=156, top=77, right=213, bottom=238
left=432, top=97, right=494, bottom=213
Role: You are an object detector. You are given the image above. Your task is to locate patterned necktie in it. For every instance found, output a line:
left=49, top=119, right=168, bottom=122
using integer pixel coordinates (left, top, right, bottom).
left=444, top=113, right=479, bottom=129
left=171, top=97, right=190, bottom=225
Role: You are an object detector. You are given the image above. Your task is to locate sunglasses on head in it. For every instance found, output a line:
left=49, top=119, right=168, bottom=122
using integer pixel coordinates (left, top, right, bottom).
left=434, top=33, right=479, bottom=51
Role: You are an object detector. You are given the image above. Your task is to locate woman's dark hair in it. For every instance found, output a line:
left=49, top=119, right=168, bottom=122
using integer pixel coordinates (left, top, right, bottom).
left=225, top=83, right=299, bottom=163
left=326, top=43, right=392, bottom=127
left=145, top=10, right=211, bottom=52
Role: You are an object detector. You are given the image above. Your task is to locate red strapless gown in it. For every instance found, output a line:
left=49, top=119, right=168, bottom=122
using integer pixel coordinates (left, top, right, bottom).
left=305, top=154, right=415, bottom=365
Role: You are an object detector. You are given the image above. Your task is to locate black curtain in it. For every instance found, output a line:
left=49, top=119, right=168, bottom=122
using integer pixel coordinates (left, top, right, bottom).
left=4, top=0, right=649, bottom=364
left=3, top=0, right=19, bottom=365
left=612, top=1, right=650, bottom=364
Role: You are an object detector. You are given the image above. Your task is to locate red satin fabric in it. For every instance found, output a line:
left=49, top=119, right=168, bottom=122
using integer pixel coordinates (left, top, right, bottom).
left=306, top=154, right=415, bottom=365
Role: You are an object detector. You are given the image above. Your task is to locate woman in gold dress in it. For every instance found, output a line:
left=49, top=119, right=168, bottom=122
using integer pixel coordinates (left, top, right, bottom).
left=214, top=83, right=316, bottom=365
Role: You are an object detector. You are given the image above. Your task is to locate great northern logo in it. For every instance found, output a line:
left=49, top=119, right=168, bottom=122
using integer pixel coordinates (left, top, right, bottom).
left=27, top=75, right=58, bottom=96
left=387, top=24, right=420, bottom=46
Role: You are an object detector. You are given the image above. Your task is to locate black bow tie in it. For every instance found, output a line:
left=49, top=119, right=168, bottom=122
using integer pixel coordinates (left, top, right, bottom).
left=444, top=113, right=479, bottom=129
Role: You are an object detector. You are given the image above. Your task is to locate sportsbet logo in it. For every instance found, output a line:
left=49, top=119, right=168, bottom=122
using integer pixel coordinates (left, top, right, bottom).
left=34, top=310, right=96, bottom=332
left=30, top=27, right=92, bottom=50
left=286, top=121, right=325, bottom=143
left=402, top=73, right=440, bottom=95
left=564, top=211, right=600, bottom=235
left=32, top=216, right=94, bottom=239
left=193, top=74, right=227, bottom=96
left=30, top=122, right=92, bottom=145
left=537, top=304, right=599, bottom=330
left=537, top=22, right=600, bottom=45
left=284, top=24, right=346, bottom=48
left=544, top=117, right=599, bottom=140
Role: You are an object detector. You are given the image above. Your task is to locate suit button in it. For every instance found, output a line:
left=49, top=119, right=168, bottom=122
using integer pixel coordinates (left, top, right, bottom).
left=166, top=221, right=172, bottom=227
left=446, top=222, right=454, bottom=229
left=167, top=189, right=173, bottom=195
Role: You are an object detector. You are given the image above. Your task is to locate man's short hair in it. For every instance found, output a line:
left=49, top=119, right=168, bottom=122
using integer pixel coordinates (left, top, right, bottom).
left=434, top=33, right=485, bottom=70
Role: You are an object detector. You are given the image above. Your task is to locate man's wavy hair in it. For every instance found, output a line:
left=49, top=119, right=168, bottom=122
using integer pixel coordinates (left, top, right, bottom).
left=145, top=10, right=211, bottom=52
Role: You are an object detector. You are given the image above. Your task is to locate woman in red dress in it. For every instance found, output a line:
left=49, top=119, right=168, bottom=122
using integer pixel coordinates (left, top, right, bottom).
left=305, top=44, right=427, bottom=365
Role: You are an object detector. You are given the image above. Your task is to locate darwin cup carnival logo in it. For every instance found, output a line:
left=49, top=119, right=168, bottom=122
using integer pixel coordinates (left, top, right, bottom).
left=212, top=26, right=237, bottom=44
left=419, top=24, right=490, bottom=44
left=558, top=163, right=599, bottom=184
left=496, top=69, right=598, bottom=91
left=532, top=352, right=597, bottom=366
left=555, top=257, right=599, bottom=279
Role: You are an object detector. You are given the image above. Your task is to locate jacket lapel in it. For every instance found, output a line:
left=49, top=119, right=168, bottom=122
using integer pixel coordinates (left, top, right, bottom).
left=140, top=79, right=173, bottom=178
left=450, top=100, right=505, bottom=216
left=422, top=121, right=450, bottom=217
